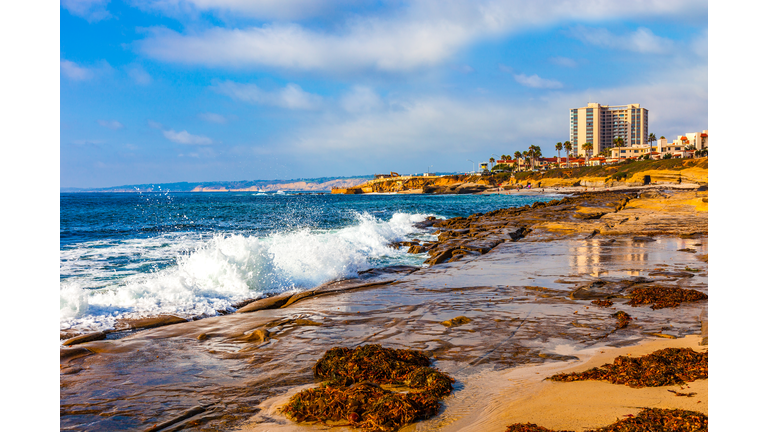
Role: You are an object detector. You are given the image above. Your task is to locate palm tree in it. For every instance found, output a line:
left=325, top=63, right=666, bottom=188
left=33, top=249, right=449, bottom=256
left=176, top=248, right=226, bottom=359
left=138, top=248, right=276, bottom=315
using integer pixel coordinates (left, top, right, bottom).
left=514, top=151, right=522, bottom=172
left=489, top=157, right=495, bottom=168
left=563, top=141, right=572, bottom=168
left=555, top=142, right=563, bottom=165
left=648, top=132, right=656, bottom=149
left=583, top=142, right=593, bottom=163
left=613, top=137, right=625, bottom=148
left=522, top=151, right=529, bottom=171
left=533, top=145, right=542, bottom=169
left=528, top=145, right=540, bottom=170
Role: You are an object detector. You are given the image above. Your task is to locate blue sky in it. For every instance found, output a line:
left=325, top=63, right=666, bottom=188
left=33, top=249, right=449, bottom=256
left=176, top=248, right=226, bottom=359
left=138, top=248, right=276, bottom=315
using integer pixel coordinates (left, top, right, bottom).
left=60, top=0, right=708, bottom=188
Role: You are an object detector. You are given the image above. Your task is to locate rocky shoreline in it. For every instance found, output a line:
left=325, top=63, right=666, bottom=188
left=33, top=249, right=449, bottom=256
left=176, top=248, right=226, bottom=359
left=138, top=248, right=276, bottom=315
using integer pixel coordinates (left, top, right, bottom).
left=61, top=186, right=708, bottom=432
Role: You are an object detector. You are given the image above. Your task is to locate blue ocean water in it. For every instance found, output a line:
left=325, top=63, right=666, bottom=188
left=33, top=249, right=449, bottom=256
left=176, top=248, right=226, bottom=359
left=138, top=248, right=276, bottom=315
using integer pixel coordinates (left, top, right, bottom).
left=60, top=191, right=560, bottom=332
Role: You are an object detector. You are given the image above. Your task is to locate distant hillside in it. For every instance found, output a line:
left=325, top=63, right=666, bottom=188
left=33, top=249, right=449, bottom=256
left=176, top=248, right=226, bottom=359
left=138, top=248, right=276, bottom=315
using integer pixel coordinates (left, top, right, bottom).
left=61, top=175, right=374, bottom=193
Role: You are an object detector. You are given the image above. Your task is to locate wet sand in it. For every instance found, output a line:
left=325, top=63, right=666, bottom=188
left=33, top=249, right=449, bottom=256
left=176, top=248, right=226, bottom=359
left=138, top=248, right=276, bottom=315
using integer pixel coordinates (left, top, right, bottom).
left=60, top=188, right=708, bottom=431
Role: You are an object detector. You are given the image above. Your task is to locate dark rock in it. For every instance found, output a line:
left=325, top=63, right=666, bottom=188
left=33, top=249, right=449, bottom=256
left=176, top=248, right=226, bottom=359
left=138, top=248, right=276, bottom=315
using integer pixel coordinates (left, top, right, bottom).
left=574, top=210, right=610, bottom=220
left=427, top=248, right=456, bottom=266
left=538, top=353, right=580, bottom=362
left=60, top=347, right=95, bottom=363
left=117, top=315, right=188, bottom=330
left=632, top=236, right=656, bottom=242
left=62, top=331, right=107, bottom=346
left=648, top=271, right=696, bottom=278
left=236, top=293, right=293, bottom=313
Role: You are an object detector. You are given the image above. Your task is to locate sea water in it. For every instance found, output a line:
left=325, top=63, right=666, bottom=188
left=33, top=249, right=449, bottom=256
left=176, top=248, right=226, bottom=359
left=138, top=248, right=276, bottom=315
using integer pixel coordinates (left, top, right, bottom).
left=60, top=191, right=558, bottom=333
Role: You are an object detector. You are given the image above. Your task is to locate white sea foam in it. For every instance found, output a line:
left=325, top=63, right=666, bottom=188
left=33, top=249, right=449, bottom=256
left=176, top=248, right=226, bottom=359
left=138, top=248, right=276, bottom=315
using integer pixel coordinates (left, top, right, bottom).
left=60, top=212, right=430, bottom=332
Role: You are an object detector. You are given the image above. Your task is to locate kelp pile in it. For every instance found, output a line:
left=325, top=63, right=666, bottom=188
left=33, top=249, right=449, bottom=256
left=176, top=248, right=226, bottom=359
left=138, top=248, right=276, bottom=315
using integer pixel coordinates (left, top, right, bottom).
left=505, top=408, right=707, bottom=432
left=547, top=347, right=707, bottom=388
left=281, top=344, right=454, bottom=431
left=628, top=286, right=707, bottom=310
left=506, top=423, right=572, bottom=432
left=613, top=311, right=631, bottom=329
left=441, top=316, right=472, bottom=327
left=591, top=299, right=613, bottom=308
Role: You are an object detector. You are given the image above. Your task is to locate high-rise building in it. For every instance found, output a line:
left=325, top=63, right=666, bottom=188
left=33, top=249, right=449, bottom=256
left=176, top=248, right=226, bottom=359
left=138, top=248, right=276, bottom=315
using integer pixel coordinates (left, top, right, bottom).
left=569, top=103, right=649, bottom=156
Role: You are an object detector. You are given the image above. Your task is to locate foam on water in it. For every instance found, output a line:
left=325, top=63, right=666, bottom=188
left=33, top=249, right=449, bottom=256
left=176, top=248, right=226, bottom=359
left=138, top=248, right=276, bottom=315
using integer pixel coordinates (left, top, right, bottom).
left=60, top=212, right=431, bottom=332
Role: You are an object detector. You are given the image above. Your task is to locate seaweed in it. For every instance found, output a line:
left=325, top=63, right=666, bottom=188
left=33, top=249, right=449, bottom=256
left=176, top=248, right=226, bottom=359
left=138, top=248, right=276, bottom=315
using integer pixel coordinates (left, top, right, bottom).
left=441, top=316, right=472, bottom=327
left=506, top=423, right=572, bottom=432
left=628, top=286, right=707, bottom=310
left=547, top=347, right=707, bottom=388
left=613, top=311, right=631, bottom=329
left=281, top=344, right=454, bottom=431
left=591, top=299, right=613, bottom=308
left=505, top=408, right=707, bottom=432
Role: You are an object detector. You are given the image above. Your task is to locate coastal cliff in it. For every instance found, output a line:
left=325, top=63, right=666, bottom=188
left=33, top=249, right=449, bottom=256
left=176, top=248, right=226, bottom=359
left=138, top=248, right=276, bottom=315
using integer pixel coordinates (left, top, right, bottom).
left=333, top=158, right=707, bottom=194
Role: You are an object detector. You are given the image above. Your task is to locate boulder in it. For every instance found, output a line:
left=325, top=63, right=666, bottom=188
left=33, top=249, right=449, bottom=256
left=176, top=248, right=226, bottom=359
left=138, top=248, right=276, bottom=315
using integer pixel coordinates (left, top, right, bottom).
left=407, top=245, right=427, bottom=254
left=236, top=293, right=293, bottom=313
left=62, top=331, right=107, bottom=346
left=427, top=248, right=456, bottom=266
left=117, top=315, right=187, bottom=330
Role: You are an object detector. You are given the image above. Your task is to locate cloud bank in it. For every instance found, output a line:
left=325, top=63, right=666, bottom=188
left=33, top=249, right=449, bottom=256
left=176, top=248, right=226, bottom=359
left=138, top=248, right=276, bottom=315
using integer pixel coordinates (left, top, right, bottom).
left=213, top=81, right=322, bottom=109
left=135, top=0, right=706, bottom=73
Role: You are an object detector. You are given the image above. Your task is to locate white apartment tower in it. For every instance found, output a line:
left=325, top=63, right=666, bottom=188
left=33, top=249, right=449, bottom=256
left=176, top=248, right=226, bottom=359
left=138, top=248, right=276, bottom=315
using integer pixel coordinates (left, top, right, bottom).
left=569, top=103, right=649, bottom=156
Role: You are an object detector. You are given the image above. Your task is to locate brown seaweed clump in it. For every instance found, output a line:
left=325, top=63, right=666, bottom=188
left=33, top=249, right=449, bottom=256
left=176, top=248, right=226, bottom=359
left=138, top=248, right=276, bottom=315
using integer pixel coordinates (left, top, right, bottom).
left=591, top=299, right=613, bottom=308
left=628, top=286, right=707, bottom=310
left=505, top=408, right=707, bottom=432
left=613, top=311, right=631, bottom=329
left=547, top=347, right=707, bottom=388
left=506, top=423, right=573, bottom=432
left=441, top=316, right=472, bottom=327
left=281, top=344, right=454, bottom=431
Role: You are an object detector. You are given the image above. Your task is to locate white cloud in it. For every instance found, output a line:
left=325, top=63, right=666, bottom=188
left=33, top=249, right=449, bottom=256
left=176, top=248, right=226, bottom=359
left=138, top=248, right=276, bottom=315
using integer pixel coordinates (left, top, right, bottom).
left=213, top=80, right=322, bottom=109
left=690, top=28, right=708, bottom=59
left=72, top=139, right=106, bottom=145
left=97, top=120, right=124, bottom=130
left=340, top=86, right=383, bottom=113
left=498, top=64, right=514, bottom=74
left=127, top=64, right=153, bottom=85
left=513, top=73, right=563, bottom=89
left=550, top=56, right=578, bottom=68
left=60, top=59, right=112, bottom=81
left=61, top=0, right=112, bottom=22
left=198, top=112, right=228, bottom=123
left=147, top=120, right=164, bottom=129
left=135, top=1, right=705, bottom=73
left=60, top=60, right=94, bottom=80
left=570, top=26, right=675, bottom=54
left=163, top=129, right=214, bottom=145
left=137, top=21, right=470, bottom=73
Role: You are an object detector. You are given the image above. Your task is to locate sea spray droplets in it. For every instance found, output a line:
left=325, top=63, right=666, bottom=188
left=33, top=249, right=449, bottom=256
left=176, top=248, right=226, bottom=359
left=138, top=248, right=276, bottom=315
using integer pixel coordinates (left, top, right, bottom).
left=60, top=212, right=428, bottom=332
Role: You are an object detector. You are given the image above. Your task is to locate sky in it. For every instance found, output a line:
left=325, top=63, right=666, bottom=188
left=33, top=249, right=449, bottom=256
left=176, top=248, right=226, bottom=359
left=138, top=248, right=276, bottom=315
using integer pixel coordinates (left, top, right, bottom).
left=60, top=0, right=708, bottom=188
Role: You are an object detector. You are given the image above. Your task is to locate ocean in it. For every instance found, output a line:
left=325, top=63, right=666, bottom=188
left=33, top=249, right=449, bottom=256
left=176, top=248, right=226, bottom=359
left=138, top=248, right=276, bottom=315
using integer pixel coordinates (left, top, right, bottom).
left=60, top=191, right=559, bottom=334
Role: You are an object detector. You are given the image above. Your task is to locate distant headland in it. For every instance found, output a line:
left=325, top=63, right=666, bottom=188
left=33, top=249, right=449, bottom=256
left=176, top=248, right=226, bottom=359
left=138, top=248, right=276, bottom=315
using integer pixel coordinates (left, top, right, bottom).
left=60, top=175, right=374, bottom=193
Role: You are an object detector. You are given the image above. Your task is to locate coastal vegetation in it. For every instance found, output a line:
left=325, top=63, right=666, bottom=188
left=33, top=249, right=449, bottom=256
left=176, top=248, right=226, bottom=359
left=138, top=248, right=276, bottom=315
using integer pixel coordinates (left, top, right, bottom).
left=512, top=157, right=706, bottom=183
